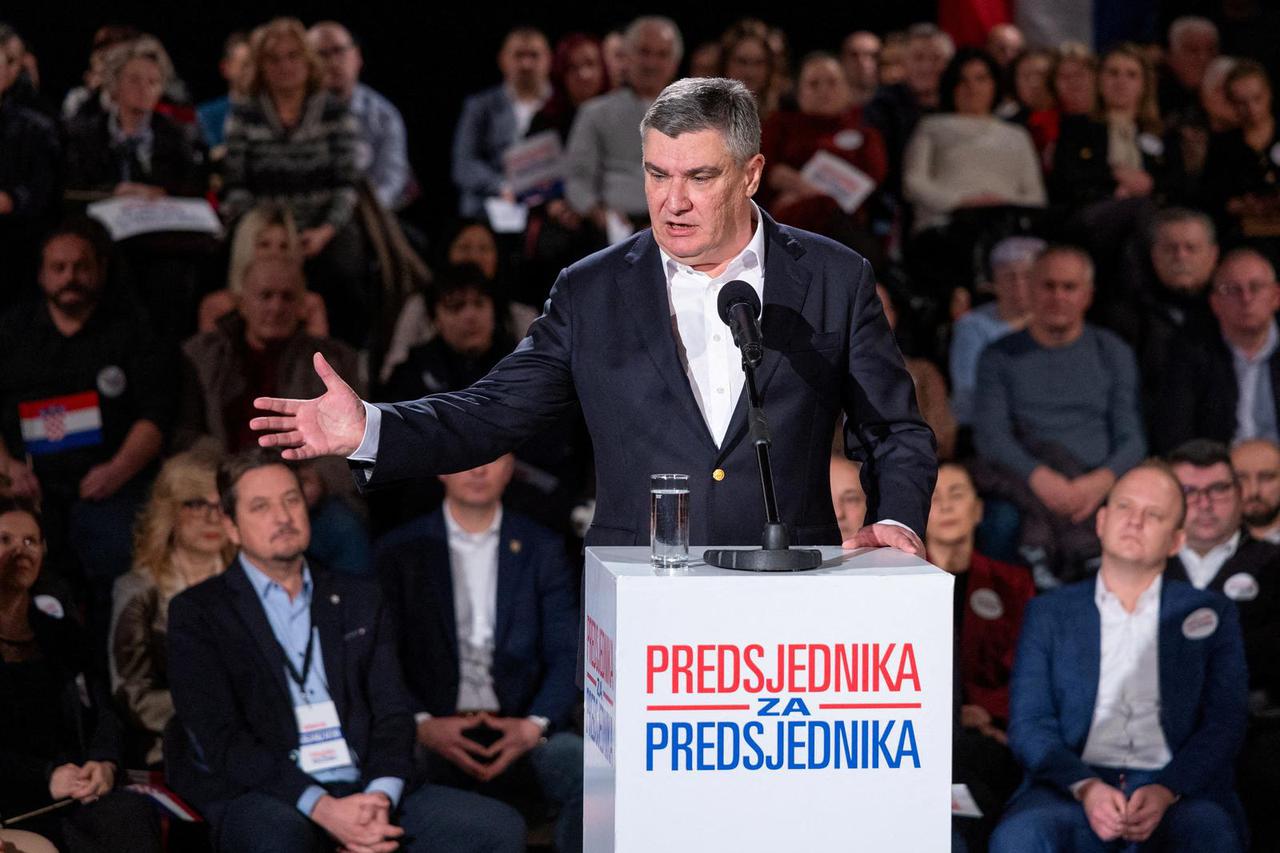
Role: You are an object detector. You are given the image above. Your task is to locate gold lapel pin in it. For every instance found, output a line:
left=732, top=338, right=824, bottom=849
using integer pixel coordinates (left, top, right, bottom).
left=510, top=540, right=522, bottom=554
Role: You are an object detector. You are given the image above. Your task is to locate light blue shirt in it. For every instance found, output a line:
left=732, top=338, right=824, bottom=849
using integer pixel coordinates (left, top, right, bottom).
left=948, top=302, right=1016, bottom=426
left=238, top=557, right=403, bottom=816
left=349, top=83, right=411, bottom=210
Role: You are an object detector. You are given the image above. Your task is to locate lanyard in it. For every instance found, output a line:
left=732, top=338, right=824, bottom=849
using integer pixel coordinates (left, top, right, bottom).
left=280, top=628, right=316, bottom=689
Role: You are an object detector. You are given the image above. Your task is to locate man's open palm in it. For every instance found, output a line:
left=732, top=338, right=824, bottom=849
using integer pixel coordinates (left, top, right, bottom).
left=251, top=352, right=367, bottom=460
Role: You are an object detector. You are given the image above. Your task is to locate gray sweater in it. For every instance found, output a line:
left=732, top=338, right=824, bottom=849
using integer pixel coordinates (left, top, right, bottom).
left=974, top=326, right=1146, bottom=481
left=564, top=87, right=650, bottom=217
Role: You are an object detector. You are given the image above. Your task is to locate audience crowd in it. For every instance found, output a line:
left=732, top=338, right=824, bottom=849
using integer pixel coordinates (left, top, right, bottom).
left=3, top=6, right=1280, bottom=852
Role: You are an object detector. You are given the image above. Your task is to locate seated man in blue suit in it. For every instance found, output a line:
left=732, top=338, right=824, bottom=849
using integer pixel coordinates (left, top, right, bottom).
left=376, top=453, right=582, bottom=853
left=991, top=460, right=1248, bottom=852
left=167, top=449, right=524, bottom=853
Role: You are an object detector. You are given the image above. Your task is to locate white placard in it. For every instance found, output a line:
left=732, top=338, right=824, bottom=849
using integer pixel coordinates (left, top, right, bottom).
left=605, top=210, right=634, bottom=245
left=483, top=197, right=529, bottom=234
left=800, top=150, right=877, bottom=215
left=503, top=130, right=565, bottom=198
left=585, top=546, right=954, bottom=852
left=86, top=197, right=222, bottom=241
left=951, top=783, right=984, bottom=818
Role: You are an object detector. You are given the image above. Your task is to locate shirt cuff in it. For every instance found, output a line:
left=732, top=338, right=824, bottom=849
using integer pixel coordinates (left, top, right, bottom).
left=414, top=711, right=432, bottom=725
left=365, top=777, right=404, bottom=809
left=527, top=715, right=551, bottom=734
left=347, top=402, right=382, bottom=463
left=876, top=519, right=920, bottom=539
left=297, top=784, right=328, bottom=817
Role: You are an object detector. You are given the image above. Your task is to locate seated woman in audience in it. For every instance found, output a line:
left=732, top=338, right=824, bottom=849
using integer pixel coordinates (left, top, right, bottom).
left=63, top=35, right=207, bottom=200
left=1001, top=48, right=1057, bottom=161
left=220, top=17, right=367, bottom=348
left=1051, top=43, right=1171, bottom=209
left=929, top=463, right=1031, bottom=853
left=760, top=52, right=888, bottom=261
left=109, top=450, right=230, bottom=768
left=196, top=203, right=327, bottom=335
left=380, top=218, right=537, bottom=385
left=1202, top=60, right=1280, bottom=245
left=0, top=497, right=161, bottom=852
left=902, top=47, right=1045, bottom=295
left=524, top=34, right=610, bottom=302
left=720, top=19, right=782, bottom=119
left=1048, top=42, right=1097, bottom=123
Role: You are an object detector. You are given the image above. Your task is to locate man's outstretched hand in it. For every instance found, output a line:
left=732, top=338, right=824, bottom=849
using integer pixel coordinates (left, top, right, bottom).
left=843, top=522, right=925, bottom=556
left=251, top=353, right=367, bottom=460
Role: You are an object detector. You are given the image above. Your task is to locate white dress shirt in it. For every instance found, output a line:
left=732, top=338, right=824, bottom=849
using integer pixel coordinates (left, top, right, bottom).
left=1178, top=530, right=1241, bottom=590
left=443, top=502, right=503, bottom=713
left=657, top=204, right=766, bottom=447
left=1079, top=573, right=1172, bottom=772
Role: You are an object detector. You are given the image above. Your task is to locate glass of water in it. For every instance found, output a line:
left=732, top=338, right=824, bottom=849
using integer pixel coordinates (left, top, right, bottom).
left=650, top=474, right=690, bottom=569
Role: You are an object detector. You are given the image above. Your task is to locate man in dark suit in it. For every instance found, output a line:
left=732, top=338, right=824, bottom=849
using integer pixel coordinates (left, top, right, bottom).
left=1165, top=438, right=1280, bottom=848
left=167, top=449, right=524, bottom=853
left=1154, top=248, right=1280, bottom=452
left=377, top=454, right=581, bottom=853
left=990, top=461, right=1248, bottom=852
left=252, top=76, right=936, bottom=554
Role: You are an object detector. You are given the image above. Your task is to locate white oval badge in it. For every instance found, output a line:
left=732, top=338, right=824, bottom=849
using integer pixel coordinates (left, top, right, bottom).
left=1182, top=607, right=1219, bottom=640
left=834, top=129, right=864, bottom=151
left=1223, top=572, right=1260, bottom=602
left=1138, top=132, right=1164, bottom=158
left=1270, top=142, right=1280, bottom=167
left=34, top=594, right=64, bottom=620
left=969, top=588, right=1004, bottom=621
left=97, top=365, right=127, bottom=399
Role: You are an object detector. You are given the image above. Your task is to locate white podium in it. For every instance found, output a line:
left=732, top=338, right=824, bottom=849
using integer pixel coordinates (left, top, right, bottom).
left=584, top=546, right=954, bottom=852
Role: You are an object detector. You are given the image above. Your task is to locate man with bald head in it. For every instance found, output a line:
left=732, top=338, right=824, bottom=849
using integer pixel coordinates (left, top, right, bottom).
left=1155, top=248, right=1280, bottom=451
left=1234, top=438, right=1280, bottom=544
left=308, top=22, right=411, bottom=211
left=992, top=461, right=1248, bottom=852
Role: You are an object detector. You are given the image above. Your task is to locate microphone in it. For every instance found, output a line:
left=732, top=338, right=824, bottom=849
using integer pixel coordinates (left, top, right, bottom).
left=717, top=280, right=763, bottom=368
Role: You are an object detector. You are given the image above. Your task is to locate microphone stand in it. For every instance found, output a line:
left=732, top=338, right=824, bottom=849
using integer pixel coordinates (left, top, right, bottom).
left=703, top=355, right=824, bottom=572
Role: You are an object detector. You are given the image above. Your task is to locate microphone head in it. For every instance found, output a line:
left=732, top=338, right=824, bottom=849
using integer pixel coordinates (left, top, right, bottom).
left=717, top=280, right=761, bottom=327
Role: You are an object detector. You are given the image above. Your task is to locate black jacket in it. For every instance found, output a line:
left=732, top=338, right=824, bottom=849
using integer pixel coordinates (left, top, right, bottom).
left=64, top=110, right=207, bottom=198
left=166, top=561, right=414, bottom=823
left=1050, top=114, right=1173, bottom=207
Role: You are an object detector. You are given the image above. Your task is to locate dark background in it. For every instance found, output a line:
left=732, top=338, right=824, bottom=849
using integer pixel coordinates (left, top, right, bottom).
left=5, top=0, right=938, bottom=230
left=3, top=0, right=1257, bottom=233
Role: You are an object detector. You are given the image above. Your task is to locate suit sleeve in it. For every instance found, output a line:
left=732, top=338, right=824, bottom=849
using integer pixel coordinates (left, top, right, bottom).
left=1154, top=600, right=1248, bottom=797
left=167, top=592, right=317, bottom=807
left=353, top=267, right=578, bottom=490
left=451, top=95, right=505, bottom=199
left=527, top=534, right=580, bottom=727
left=841, top=255, right=937, bottom=535
left=1007, top=597, right=1095, bottom=792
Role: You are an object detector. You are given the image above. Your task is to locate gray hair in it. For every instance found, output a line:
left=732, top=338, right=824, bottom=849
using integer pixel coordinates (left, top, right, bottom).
left=100, top=35, right=174, bottom=95
left=1035, top=244, right=1095, bottom=285
left=640, top=77, right=760, bottom=163
left=625, top=15, right=683, bottom=63
left=989, top=236, right=1047, bottom=270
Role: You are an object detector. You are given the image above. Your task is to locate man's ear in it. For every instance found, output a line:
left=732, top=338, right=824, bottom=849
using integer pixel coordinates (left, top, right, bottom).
left=743, top=153, right=765, bottom=198
left=222, top=514, right=241, bottom=547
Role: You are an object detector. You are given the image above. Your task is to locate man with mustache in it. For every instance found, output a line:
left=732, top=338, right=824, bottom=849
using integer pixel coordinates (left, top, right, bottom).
left=0, top=217, right=174, bottom=625
left=167, top=449, right=524, bottom=852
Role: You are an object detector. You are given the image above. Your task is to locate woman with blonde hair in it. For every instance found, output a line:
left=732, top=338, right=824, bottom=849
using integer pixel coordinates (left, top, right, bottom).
left=196, top=203, right=328, bottom=335
left=109, top=449, right=232, bottom=767
left=220, top=16, right=369, bottom=347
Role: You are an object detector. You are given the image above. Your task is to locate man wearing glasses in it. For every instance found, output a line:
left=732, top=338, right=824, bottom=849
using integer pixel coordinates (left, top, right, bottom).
left=1165, top=438, right=1280, bottom=848
left=1155, top=248, right=1280, bottom=451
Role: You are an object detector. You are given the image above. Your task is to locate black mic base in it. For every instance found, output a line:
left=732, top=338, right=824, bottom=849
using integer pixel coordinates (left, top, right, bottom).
left=702, top=547, right=825, bottom=572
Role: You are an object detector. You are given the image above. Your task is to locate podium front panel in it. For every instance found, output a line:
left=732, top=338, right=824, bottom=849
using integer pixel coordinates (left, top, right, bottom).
left=584, top=546, right=954, bottom=852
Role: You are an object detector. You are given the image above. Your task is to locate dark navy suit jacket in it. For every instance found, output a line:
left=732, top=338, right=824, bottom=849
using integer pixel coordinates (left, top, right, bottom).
left=166, top=562, right=414, bottom=822
left=375, top=508, right=578, bottom=730
left=1008, top=575, right=1247, bottom=810
left=356, top=212, right=936, bottom=546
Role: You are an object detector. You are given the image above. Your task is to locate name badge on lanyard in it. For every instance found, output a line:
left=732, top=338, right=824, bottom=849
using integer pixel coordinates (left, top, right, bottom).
left=285, top=629, right=354, bottom=774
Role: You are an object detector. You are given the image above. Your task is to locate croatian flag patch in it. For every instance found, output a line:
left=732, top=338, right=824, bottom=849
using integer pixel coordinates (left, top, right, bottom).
left=19, top=391, right=103, bottom=455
